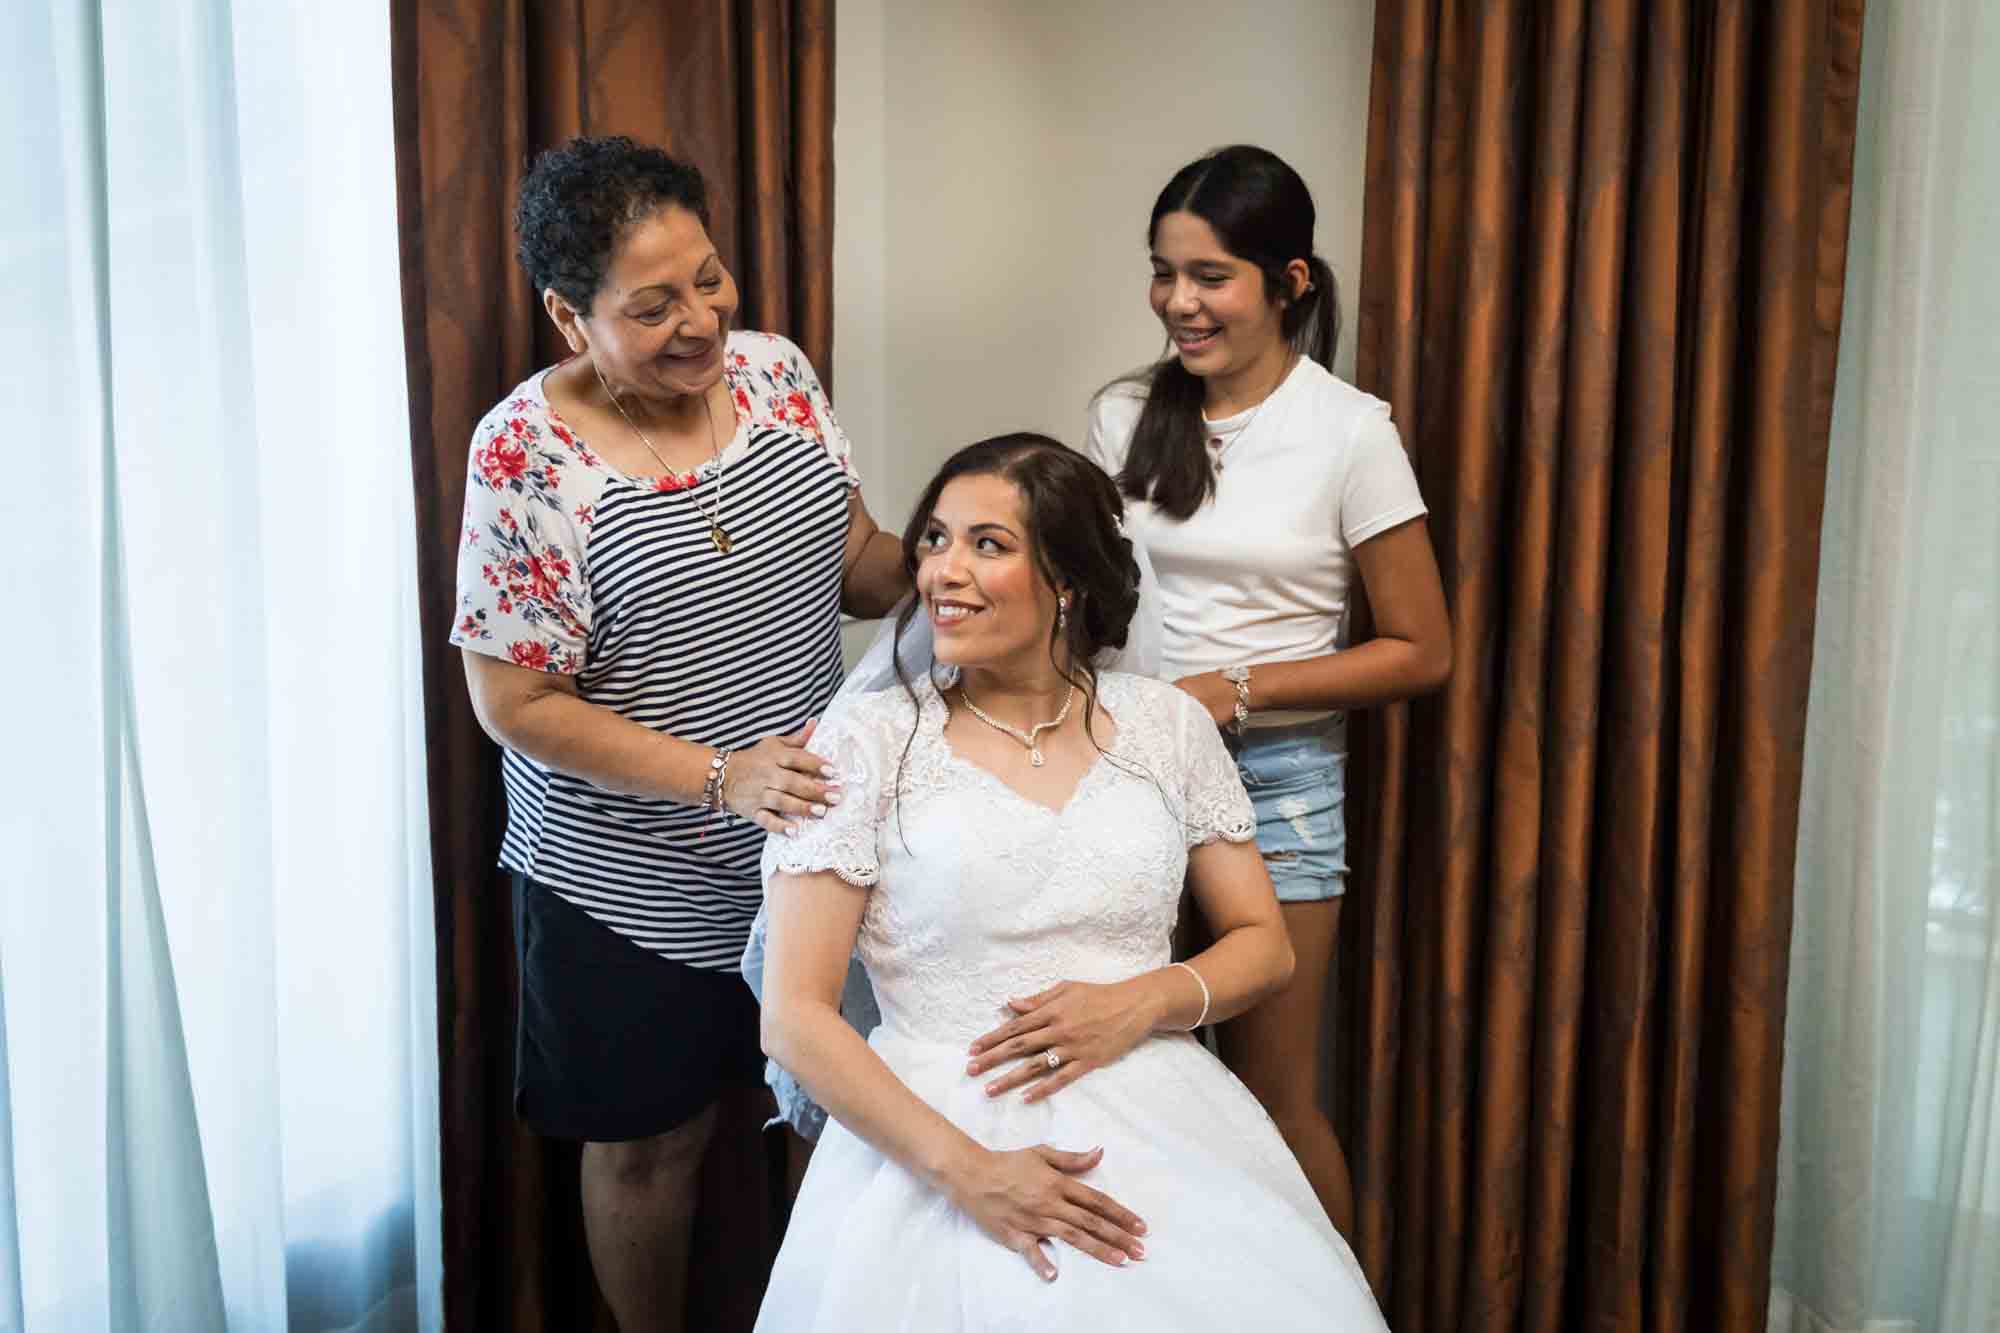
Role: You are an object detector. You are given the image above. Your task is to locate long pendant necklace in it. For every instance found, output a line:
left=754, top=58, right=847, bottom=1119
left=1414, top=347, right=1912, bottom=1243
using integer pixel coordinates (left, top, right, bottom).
left=957, top=681, right=1076, bottom=767
left=593, top=357, right=735, bottom=553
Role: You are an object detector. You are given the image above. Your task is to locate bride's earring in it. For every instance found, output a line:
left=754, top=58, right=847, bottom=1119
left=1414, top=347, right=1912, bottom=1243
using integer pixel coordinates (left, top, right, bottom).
left=1057, top=597, right=1069, bottom=635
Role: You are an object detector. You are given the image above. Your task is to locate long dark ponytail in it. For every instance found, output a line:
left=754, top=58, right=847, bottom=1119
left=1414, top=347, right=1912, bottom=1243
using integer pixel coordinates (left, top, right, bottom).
left=1112, top=145, right=1339, bottom=520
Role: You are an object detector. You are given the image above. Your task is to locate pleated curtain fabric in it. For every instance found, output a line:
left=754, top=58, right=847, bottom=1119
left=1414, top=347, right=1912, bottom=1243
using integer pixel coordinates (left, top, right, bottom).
left=388, top=3, right=834, bottom=1328
left=1344, top=4, right=1864, bottom=1331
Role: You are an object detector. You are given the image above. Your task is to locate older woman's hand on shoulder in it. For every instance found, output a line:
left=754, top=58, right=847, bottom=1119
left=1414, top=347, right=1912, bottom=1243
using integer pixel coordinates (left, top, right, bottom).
left=724, top=717, right=844, bottom=836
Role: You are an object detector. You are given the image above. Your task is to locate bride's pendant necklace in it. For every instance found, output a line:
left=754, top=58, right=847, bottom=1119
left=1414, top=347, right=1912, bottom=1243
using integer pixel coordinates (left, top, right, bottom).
left=593, top=357, right=734, bottom=553
left=958, top=681, right=1076, bottom=767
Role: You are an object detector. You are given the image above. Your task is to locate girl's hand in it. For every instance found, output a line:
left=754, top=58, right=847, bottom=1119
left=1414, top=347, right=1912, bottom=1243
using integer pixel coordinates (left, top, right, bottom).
left=945, top=1144, right=1147, bottom=1280
left=1172, top=672, right=1237, bottom=730
left=967, top=979, right=1162, bottom=1103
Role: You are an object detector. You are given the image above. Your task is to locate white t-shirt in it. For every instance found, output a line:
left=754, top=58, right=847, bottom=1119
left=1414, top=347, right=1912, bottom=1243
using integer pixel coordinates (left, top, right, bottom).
left=1085, top=356, right=1427, bottom=726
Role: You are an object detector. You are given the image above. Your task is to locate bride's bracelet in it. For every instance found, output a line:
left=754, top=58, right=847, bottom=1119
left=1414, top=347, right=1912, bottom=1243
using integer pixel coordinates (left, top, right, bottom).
left=1170, top=961, right=1211, bottom=1031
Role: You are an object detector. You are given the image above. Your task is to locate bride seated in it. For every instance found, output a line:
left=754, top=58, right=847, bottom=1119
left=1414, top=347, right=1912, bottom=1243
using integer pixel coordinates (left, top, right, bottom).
left=752, top=433, right=1389, bottom=1330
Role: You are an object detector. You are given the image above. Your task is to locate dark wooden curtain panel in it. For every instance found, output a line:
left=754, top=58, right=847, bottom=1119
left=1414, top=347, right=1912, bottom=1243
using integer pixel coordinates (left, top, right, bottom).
left=1344, top=3, right=1863, bottom=1329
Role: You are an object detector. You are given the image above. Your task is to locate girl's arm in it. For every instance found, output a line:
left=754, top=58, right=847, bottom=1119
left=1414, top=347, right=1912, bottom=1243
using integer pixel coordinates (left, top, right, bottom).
left=1178, top=517, right=1451, bottom=724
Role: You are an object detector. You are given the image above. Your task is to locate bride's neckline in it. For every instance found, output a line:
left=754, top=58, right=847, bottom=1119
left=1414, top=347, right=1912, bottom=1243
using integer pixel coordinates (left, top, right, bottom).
left=921, top=672, right=1124, bottom=818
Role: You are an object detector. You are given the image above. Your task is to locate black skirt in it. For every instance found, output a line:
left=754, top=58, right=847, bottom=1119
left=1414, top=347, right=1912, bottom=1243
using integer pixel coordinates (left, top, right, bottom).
left=511, top=872, right=764, bottom=1141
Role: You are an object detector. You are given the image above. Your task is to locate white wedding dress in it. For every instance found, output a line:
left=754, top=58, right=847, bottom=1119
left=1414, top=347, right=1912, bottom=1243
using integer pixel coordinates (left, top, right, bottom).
left=754, top=671, right=1389, bottom=1331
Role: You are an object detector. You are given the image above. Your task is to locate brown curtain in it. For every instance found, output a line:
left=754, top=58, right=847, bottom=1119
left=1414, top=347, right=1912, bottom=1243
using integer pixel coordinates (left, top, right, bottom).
left=1342, top=3, right=1863, bottom=1331
left=389, top=3, right=833, bottom=1328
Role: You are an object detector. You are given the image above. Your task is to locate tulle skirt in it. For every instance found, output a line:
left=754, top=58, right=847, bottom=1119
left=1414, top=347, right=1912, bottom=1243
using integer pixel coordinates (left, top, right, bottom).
left=755, top=1027, right=1390, bottom=1332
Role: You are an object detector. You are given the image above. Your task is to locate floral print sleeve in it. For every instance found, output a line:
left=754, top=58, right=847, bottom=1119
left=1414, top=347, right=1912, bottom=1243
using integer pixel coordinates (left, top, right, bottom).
left=449, top=395, right=593, bottom=674
left=729, top=332, right=861, bottom=486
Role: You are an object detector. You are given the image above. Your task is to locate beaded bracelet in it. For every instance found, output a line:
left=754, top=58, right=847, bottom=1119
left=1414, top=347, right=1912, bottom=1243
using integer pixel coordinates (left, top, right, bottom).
left=700, top=748, right=731, bottom=834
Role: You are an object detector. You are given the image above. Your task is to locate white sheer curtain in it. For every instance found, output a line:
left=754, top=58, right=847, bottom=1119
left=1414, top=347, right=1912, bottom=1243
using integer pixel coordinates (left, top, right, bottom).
left=1, top=3, right=440, bottom=1330
left=1771, top=0, right=2000, bottom=1330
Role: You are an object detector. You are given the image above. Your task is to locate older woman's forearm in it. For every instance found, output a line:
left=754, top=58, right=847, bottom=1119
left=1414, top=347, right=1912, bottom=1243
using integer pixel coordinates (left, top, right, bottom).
left=465, top=657, right=713, bottom=804
left=841, top=528, right=909, bottom=619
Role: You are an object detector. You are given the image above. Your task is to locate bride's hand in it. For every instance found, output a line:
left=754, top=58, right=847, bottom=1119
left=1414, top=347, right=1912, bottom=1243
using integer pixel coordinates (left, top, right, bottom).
left=947, top=1144, right=1147, bottom=1280
left=967, top=979, right=1161, bottom=1103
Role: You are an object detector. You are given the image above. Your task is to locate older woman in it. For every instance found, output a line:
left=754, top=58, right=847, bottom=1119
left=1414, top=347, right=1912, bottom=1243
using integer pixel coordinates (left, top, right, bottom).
left=450, top=135, right=905, bottom=1330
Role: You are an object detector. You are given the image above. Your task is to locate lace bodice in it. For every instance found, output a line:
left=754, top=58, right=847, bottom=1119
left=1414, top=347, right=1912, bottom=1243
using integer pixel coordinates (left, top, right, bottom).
left=760, top=672, right=1255, bottom=1044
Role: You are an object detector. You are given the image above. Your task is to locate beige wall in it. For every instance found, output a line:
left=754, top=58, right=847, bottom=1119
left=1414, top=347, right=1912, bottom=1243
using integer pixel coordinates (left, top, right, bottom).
left=832, top=0, right=1377, bottom=536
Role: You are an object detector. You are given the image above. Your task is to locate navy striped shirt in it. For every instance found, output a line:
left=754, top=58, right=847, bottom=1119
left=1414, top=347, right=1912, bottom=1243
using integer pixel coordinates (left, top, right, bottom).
left=451, top=331, right=857, bottom=969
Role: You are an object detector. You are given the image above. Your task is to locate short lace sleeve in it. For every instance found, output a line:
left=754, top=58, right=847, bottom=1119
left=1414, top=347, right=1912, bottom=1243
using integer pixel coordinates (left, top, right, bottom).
left=760, top=696, right=893, bottom=888
left=1177, top=693, right=1256, bottom=848
left=448, top=396, right=593, bottom=673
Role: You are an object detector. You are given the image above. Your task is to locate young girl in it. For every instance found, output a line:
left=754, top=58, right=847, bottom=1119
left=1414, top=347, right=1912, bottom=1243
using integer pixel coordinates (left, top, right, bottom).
left=1085, top=144, right=1451, bottom=1236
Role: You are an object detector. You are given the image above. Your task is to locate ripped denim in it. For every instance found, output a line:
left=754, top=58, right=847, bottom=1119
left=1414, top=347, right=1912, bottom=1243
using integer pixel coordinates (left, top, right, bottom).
left=1226, top=713, right=1348, bottom=902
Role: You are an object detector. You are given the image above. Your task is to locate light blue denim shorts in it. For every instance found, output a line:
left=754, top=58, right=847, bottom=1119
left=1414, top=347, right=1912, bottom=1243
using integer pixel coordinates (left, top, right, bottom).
left=1225, top=713, right=1348, bottom=902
